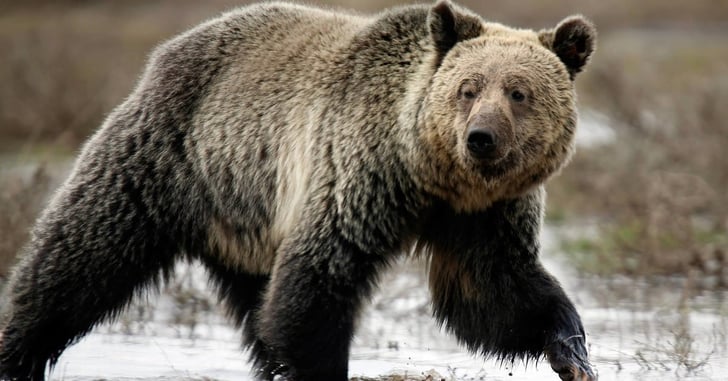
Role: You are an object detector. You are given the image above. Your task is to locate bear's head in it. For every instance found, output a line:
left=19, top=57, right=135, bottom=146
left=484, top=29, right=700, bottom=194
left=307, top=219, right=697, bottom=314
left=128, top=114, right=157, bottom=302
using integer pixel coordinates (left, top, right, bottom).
left=418, top=1, right=596, bottom=212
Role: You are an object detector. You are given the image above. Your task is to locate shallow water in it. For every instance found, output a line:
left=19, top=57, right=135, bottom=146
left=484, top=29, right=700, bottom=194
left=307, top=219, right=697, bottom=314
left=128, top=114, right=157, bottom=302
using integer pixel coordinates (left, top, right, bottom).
left=49, top=228, right=728, bottom=381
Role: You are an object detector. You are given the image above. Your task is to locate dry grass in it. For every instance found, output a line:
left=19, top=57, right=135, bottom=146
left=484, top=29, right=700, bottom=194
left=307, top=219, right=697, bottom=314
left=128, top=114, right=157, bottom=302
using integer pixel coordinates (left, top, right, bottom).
left=548, top=27, right=728, bottom=280
left=351, top=371, right=447, bottom=381
left=630, top=296, right=721, bottom=376
left=0, top=0, right=249, bottom=151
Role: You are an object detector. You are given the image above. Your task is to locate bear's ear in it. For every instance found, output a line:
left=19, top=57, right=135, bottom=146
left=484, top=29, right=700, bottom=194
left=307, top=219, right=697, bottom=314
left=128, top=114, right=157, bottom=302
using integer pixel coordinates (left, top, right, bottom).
left=539, top=15, right=596, bottom=80
left=428, top=0, right=483, bottom=64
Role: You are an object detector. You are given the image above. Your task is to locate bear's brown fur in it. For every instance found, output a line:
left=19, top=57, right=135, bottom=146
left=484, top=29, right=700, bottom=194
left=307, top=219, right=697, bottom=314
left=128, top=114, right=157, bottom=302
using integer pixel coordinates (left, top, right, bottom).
left=0, top=2, right=595, bottom=380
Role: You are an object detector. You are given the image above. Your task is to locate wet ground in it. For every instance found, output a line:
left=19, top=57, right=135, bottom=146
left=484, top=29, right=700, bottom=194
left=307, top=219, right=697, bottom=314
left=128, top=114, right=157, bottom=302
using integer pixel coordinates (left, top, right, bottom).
left=48, top=228, right=728, bottom=381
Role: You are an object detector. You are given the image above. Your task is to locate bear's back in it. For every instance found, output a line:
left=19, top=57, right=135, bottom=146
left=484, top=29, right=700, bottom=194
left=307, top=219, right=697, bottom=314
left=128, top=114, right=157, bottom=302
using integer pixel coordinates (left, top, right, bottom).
left=222, top=3, right=368, bottom=66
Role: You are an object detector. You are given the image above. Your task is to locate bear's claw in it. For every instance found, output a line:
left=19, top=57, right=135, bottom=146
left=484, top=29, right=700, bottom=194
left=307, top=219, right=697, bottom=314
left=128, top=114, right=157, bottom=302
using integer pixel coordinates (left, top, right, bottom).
left=551, top=363, right=596, bottom=381
left=546, top=338, right=597, bottom=381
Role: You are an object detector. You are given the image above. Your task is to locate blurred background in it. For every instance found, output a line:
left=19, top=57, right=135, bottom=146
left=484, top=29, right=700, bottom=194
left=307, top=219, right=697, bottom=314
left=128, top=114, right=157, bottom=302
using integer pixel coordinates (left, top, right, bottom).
left=1, top=1, right=727, bottom=380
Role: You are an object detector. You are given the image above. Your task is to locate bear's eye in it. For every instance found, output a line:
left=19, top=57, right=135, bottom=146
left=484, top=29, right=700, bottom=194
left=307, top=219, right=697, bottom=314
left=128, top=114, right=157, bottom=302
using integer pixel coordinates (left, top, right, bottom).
left=510, top=90, right=526, bottom=102
left=459, top=82, right=478, bottom=100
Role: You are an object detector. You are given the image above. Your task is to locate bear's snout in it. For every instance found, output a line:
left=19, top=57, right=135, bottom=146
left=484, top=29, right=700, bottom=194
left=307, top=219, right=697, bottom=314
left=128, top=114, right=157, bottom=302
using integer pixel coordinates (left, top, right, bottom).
left=464, top=114, right=513, bottom=163
left=464, top=98, right=514, bottom=163
left=466, top=128, right=497, bottom=159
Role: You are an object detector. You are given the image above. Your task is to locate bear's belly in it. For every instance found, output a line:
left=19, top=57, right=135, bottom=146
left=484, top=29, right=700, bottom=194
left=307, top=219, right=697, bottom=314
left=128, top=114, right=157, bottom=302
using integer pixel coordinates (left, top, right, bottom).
left=206, top=217, right=277, bottom=275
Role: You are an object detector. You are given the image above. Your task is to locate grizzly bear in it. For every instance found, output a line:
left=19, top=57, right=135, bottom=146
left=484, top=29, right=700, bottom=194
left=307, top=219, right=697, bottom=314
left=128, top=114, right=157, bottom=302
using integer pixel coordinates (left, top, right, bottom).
left=0, top=1, right=596, bottom=380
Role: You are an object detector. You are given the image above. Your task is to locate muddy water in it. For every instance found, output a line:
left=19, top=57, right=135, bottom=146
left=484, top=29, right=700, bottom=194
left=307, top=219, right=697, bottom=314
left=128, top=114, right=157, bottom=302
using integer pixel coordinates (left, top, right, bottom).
left=49, top=227, right=728, bottom=381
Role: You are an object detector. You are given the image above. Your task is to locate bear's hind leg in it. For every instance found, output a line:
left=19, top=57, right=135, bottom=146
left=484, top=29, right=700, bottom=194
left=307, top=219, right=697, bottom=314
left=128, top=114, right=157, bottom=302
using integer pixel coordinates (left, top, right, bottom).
left=0, top=174, right=180, bottom=380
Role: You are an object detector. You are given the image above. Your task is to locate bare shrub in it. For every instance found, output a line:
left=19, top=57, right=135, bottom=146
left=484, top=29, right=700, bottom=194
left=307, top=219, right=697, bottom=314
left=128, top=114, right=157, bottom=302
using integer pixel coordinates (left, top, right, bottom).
left=633, top=307, right=716, bottom=375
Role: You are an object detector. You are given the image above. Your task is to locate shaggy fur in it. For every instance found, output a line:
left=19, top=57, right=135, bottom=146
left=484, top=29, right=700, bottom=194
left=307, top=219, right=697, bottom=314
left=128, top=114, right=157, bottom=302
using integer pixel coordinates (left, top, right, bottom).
left=0, top=1, right=596, bottom=380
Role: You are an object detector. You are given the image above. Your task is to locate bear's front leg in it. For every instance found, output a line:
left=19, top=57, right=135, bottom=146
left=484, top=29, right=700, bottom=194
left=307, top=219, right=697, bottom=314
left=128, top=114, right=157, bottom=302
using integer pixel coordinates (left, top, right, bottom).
left=421, top=186, right=595, bottom=381
left=255, top=210, right=386, bottom=381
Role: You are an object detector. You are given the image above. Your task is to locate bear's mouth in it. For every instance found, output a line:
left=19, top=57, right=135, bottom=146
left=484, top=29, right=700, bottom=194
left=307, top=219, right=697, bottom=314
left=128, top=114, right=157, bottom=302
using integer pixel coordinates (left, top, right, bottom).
left=475, top=151, right=519, bottom=179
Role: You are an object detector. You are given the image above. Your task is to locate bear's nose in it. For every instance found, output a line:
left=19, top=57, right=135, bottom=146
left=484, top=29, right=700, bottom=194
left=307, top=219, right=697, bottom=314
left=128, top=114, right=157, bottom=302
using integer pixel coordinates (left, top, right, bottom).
left=466, top=128, right=497, bottom=159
